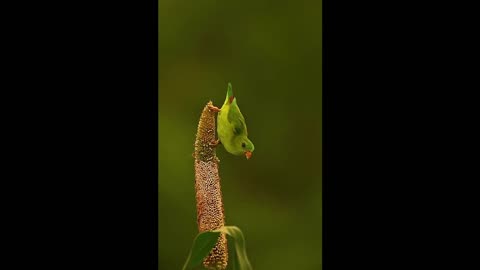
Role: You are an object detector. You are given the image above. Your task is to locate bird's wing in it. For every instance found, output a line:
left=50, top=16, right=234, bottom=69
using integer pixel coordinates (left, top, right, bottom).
left=227, top=102, right=247, bottom=136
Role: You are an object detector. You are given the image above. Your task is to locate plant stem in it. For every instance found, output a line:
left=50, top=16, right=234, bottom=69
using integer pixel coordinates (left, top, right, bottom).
left=194, top=101, right=228, bottom=270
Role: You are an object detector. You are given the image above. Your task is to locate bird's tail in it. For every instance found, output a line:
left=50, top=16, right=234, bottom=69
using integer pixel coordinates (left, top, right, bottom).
left=225, top=82, right=234, bottom=104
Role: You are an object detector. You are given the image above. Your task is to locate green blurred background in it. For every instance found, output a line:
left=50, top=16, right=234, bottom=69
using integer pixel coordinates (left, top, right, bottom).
left=159, top=1, right=321, bottom=269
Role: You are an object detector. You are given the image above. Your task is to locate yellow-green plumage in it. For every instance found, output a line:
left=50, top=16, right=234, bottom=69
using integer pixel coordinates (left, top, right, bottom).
left=217, top=83, right=255, bottom=159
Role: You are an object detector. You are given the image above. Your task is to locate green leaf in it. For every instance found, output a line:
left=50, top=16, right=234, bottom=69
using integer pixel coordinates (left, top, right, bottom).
left=182, top=231, right=221, bottom=270
left=183, top=226, right=252, bottom=270
left=226, top=234, right=239, bottom=270
left=215, top=226, right=253, bottom=270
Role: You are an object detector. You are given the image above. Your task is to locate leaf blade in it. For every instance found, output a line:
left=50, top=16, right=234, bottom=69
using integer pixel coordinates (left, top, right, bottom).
left=215, top=226, right=253, bottom=270
left=182, top=231, right=221, bottom=270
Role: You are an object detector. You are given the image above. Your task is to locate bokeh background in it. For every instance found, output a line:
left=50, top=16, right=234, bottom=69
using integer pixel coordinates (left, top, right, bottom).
left=159, top=1, right=322, bottom=269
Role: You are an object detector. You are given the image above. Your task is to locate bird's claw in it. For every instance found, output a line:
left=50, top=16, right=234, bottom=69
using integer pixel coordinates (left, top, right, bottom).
left=207, top=104, right=221, bottom=112
left=209, top=139, right=220, bottom=147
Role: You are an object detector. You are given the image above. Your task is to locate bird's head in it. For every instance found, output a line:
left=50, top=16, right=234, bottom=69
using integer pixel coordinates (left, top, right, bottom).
left=241, top=138, right=255, bottom=160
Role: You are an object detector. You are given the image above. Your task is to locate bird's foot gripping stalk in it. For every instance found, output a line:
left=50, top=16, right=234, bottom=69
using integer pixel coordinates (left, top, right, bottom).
left=209, top=139, right=221, bottom=147
left=207, top=103, right=221, bottom=112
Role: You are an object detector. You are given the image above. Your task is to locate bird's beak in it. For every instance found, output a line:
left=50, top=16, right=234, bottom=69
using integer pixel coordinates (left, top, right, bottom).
left=245, top=151, right=252, bottom=160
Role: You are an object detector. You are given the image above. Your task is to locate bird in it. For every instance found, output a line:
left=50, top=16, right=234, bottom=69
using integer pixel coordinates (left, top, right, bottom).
left=208, top=83, right=255, bottom=159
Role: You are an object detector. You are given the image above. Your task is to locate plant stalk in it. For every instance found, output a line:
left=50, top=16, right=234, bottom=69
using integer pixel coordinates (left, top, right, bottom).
left=194, top=101, right=228, bottom=269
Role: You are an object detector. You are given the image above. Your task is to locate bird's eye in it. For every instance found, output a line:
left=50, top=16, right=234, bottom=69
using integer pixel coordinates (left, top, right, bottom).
left=242, top=142, right=246, bottom=148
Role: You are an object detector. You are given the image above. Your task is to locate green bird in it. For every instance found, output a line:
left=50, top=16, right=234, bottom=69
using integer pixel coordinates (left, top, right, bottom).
left=208, top=83, right=255, bottom=159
